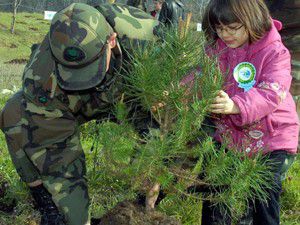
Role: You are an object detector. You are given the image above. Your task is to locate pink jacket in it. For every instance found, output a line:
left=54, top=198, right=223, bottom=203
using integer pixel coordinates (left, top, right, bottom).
left=210, top=20, right=299, bottom=155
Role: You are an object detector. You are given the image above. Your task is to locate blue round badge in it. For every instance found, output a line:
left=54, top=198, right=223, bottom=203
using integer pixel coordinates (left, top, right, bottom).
left=233, top=62, right=256, bottom=92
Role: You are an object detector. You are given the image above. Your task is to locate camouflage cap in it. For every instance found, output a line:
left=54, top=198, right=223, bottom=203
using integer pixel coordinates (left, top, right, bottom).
left=49, top=3, right=114, bottom=91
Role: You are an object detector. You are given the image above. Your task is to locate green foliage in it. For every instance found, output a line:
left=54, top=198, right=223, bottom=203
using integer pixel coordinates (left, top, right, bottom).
left=90, top=27, right=276, bottom=223
left=158, top=194, right=203, bottom=225
left=281, top=158, right=300, bottom=224
left=204, top=146, right=274, bottom=220
left=125, top=28, right=222, bottom=122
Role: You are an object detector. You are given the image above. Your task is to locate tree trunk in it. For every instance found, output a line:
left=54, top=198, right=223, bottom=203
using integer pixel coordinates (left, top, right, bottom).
left=10, top=0, right=22, bottom=34
left=10, top=3, right=16, bottom=34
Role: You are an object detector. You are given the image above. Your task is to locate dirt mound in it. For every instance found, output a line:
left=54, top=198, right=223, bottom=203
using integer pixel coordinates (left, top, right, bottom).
left=97, top=201, right=181, bottom=225
left=5, top=58, right=28, bottom=64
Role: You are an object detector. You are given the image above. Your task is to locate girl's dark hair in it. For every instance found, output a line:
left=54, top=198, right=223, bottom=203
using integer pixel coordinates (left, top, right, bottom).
left=202, top=0, right=272, bottom=43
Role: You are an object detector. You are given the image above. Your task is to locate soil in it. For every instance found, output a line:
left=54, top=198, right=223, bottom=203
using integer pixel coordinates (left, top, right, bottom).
left=29, top=27, right=38, bottom=31
left=17, top=21, right=27, bottom=25
left=10, top=44, right=17, bottom=48
left=5, top=58, right=28, bottom=64
left=96, top=201, right=182, bottom=225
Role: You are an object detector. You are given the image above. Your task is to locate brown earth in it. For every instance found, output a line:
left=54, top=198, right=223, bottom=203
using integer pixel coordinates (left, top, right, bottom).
left=10, top=44, right=17, bottom=48
left=5, top=58, right=28, bottom=64
left=96, top=201, right=182, bottom=225
left=17, top=21, right=27, bottom=25
left=29, top=27, right=38, bottom=31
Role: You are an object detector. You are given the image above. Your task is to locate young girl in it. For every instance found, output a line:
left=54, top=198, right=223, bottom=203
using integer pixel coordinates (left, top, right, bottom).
left=201, top=0, right=299, bottom=224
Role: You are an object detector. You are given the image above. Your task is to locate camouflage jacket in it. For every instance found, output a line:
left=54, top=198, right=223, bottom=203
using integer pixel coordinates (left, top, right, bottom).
left=22, top=3, right=159, bottom=126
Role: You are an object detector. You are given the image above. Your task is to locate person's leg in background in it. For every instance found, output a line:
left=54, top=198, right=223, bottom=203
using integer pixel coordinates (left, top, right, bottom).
left=252, top=151, right=289, bottom=225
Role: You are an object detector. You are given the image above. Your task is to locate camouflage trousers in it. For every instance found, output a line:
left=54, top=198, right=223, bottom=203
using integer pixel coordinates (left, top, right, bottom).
left=0, top=91, right=90, bottom=225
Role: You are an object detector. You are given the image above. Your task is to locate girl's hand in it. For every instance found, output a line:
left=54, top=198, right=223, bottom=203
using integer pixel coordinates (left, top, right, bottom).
left=209, top=90, right=240, bottom=114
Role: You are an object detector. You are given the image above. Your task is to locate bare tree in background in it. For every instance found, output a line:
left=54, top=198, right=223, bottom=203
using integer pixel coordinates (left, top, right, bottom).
left=183, top=0, right=208, bottom=22
left=35, top=0, right=49, bottom=11
left=10, top=0, right=22, bottom=34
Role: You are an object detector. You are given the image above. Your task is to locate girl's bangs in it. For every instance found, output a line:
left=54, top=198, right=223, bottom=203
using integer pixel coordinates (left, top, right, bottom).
left=209, top=2, right=239, bottom=26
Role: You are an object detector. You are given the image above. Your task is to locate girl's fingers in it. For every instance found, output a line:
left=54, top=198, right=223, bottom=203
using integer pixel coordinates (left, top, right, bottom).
left=218, top=90, right=228, bottom=98
left=213, top=96, right=227, bottom=104
left=210, top=103, right=225, bottom=110
left=209, top=108, right=224, bottom=114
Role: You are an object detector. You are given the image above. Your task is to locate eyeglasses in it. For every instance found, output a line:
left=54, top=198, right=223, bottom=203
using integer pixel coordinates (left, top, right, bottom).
left=215, top=24, right=244, bottom=35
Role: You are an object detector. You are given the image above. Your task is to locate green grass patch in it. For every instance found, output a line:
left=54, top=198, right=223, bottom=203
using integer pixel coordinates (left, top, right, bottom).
left=0, top=63, right=23, bottom=91
left=281, top=158, right=300, bottom=224
left=0, top=12, right=49, bottom=63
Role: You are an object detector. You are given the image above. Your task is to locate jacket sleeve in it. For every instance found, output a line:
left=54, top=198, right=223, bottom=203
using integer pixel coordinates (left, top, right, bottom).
left=158, top=1, right=171, bottom=25
left=229, top=47, right=292, bottom=126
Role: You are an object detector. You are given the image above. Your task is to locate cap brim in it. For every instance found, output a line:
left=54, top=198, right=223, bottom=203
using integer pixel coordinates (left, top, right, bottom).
left=55, top=48, right=107, bottom=91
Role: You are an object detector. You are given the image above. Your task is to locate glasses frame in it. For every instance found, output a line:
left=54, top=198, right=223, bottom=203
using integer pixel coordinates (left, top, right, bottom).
left=215, top=24, right=244, bottom=35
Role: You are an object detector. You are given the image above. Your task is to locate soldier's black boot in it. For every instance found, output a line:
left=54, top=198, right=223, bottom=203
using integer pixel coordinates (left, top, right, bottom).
left=29, top=185, right=65, bottom=225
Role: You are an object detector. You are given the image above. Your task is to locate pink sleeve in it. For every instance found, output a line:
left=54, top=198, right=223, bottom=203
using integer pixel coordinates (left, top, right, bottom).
left=180, top=66, right=202, bottom=86
left=229, top=48, right=292, bottom=126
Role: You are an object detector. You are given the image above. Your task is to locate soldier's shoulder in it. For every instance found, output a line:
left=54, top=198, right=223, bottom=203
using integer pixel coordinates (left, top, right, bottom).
left=96, top=3, right=155, bottom=25
left=96, top=3, right=159, bottom=42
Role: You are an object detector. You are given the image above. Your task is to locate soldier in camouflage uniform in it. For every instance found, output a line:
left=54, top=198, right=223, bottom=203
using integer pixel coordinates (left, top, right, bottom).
left=0, top=3, right=159, bottom=225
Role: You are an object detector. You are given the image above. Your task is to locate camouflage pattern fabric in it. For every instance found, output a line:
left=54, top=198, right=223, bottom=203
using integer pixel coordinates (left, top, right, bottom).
left=0, top=3, right=159, bottom=225
left=49, top=3, right=114, bottom=91
left=96, top=3, right=159, bottom=50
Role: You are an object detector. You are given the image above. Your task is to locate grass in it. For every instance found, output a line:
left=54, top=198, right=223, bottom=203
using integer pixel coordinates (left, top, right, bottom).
left=281, top=158, right=300, bottom=224
left=0, top=63, right=23, bottom=91
left=0, top=11, right=299, bottom=225
left=0, top=12, right=50, bottom=63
